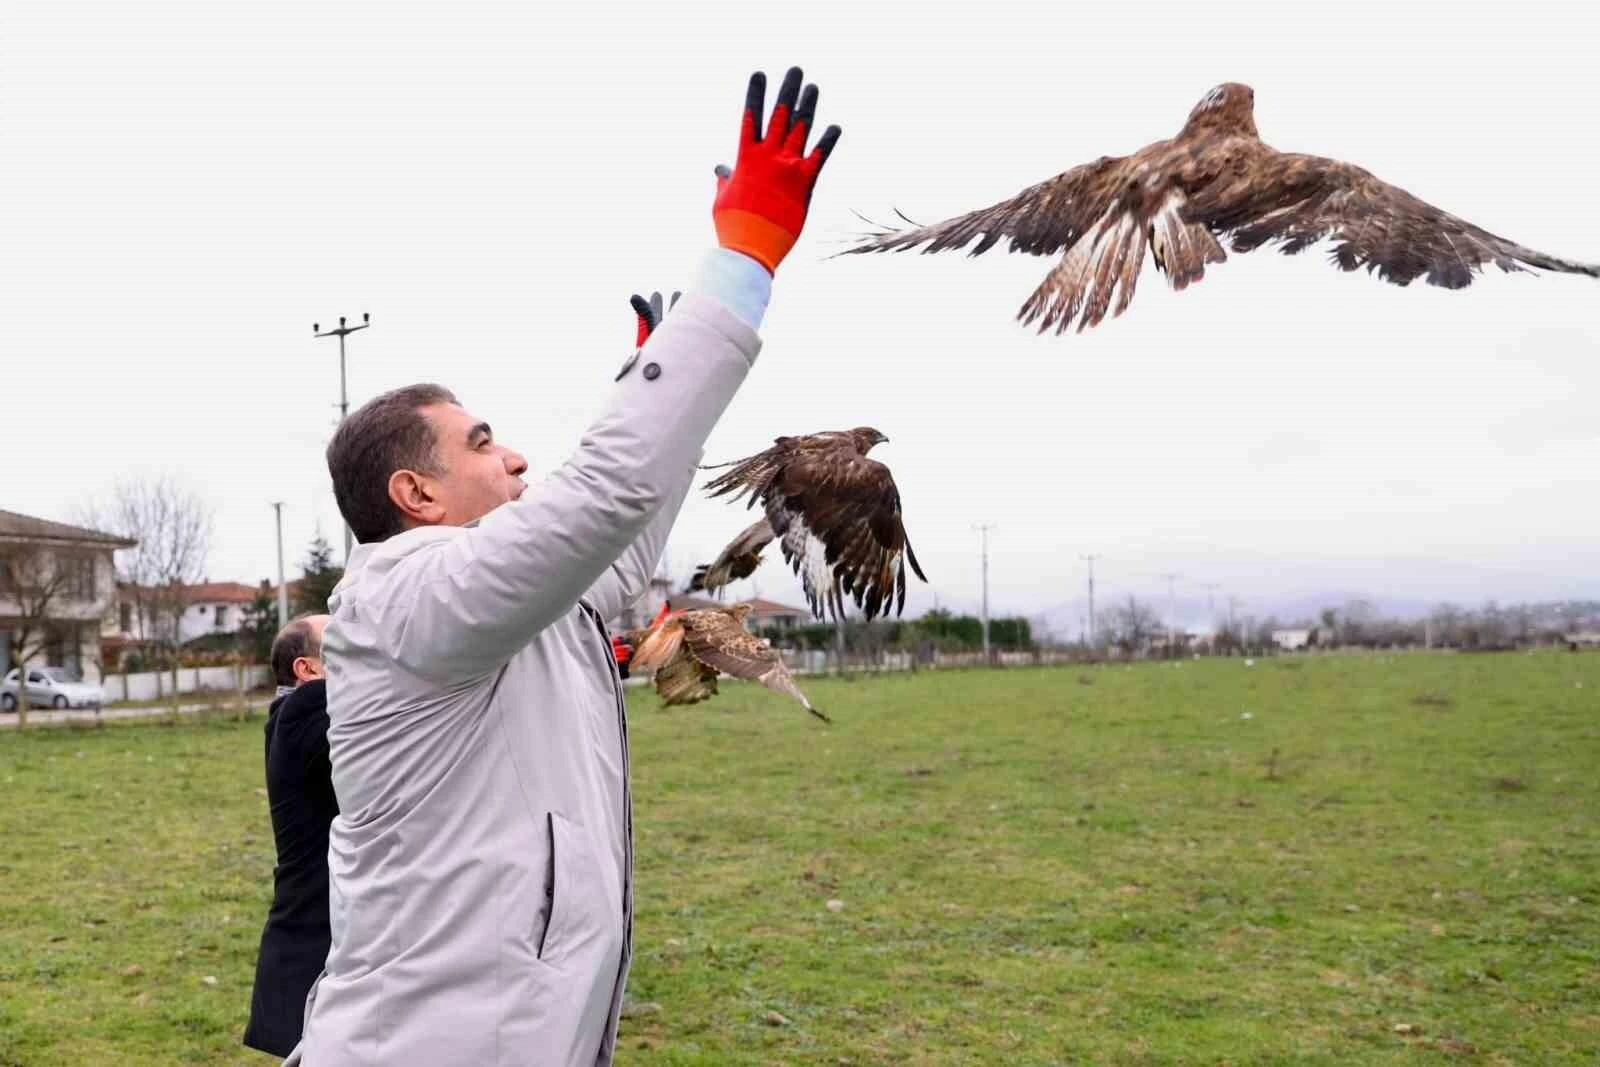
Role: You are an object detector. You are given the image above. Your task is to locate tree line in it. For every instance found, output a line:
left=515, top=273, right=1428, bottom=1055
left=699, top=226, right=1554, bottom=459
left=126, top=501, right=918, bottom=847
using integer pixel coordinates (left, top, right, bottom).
left=1091, top=594, right=1599, bottom=656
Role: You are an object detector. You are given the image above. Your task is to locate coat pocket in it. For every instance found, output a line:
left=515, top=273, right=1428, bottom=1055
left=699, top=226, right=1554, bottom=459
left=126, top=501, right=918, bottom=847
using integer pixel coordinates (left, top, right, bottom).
left=536, top=810, right=601, bottom=965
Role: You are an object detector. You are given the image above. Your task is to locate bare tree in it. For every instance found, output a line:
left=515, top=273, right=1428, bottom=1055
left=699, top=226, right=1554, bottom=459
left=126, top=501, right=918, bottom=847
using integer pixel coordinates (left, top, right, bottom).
left=82, top=476, right=212, bottom=710
left=1, top=546, right=78, bottom=727
left=1429, top=602, right=1464, bottom=648
left=1339, top=598, right=1378, bottom=648
left=1102, top=595, right=1160, bottom=656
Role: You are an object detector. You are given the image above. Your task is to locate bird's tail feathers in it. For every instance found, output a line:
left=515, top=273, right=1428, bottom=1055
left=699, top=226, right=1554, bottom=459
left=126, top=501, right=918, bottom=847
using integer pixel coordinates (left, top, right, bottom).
left=1149, top=193, right=1229, bottom=291
left=1017, top=209, right=1150, bottom=335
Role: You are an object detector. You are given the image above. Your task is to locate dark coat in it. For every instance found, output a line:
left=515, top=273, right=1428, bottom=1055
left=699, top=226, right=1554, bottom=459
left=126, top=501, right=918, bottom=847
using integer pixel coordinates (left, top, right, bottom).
left=243, top=679, right=338, bottom=1057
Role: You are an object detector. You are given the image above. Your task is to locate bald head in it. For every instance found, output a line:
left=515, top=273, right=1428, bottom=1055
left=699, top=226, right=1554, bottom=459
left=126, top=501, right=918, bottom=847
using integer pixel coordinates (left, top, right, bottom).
left=270, top=614, right=331, bottom=689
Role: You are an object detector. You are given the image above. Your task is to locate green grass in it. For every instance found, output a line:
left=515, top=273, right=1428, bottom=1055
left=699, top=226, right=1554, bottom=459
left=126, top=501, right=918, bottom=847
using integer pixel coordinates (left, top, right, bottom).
left=2, top=652, right=1598, bottom=1064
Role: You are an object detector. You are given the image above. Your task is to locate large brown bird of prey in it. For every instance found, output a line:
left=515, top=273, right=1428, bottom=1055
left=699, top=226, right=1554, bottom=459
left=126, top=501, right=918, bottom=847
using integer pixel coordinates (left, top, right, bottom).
left=841, top=82, right=1600, bottom=335
left=701, top=427, right=926, bottom=622
left=685, top=517, right=775, bottom=597
left=630, top=603, right=829, bottom=723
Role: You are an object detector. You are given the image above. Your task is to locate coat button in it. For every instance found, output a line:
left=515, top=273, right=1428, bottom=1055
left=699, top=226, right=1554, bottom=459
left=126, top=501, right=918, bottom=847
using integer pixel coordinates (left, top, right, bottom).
left=642, top=362, right=661, bottom=381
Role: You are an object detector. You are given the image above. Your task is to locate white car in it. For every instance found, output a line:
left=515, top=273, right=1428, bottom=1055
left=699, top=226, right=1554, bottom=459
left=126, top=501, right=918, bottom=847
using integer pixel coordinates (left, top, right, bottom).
left=1, top=667, right=106, bottom=711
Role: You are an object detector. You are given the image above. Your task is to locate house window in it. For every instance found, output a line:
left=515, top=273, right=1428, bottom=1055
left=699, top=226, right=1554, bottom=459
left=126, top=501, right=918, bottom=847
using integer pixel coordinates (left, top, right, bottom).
left=0, top=558, right=13, bottom=594
left=50, top=628, right=83, bottom=675
left=215, top=606, right=230, bottom=630
left=120, top=602, right=133, bottom=632
left=67, top=556, right=96, bottom=599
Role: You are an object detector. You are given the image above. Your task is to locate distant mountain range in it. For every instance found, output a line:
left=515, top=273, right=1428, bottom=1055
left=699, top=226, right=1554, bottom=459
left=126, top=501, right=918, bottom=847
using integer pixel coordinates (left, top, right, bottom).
left=1028, top=588, right=1600, bottom=641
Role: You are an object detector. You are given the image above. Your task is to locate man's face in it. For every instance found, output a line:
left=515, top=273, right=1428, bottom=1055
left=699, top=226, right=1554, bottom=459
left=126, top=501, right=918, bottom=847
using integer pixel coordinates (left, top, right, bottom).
left=294, top=614, right=332, bottom=684
left=414, top=402, right=530, bottom=528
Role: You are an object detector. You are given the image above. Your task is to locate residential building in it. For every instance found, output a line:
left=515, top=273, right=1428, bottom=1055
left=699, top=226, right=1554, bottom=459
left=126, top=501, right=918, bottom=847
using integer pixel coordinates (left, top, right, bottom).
left=741, top=597, right=809, bottom=631
left=0, top=508, right=137, bottom=683
left=1271, top=627, right=1314, bottom=650
left=605, top=584, right=811, bottom=637
left=111, top=580, right=265, bottom=646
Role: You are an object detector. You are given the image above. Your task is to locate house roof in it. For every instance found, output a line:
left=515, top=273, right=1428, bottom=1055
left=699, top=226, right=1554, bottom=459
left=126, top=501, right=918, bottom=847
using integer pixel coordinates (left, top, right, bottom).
left=120, top=580, right=265, bottom=605
left=0, top=508, right=137, bottom=548
left=179, top=582, right=263, bottom=604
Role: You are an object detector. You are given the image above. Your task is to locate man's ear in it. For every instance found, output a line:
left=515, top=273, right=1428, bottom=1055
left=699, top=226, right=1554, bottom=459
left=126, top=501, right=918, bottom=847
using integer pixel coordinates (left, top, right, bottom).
left=388, top=469, right=448, bottom=527
left=292, top=655, right=321, bottom=683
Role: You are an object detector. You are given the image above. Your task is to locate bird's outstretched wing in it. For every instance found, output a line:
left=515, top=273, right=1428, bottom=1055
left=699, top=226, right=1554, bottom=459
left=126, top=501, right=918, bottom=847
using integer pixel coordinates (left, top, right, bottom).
left=767, top=446, right=925, bottom=623
left=631, top=615, right=684, bottom=672
left=654, top=651, right=719, bottom=706
left=687, top=517, right=776, bottom=596
left=839, top=155, right=1129, bottom=258
left=682, top=610, right=829, bottom=723
left=837, top=148, right=1231, bottom=333
left=629, top=614, right=720, bottom=707
left=1184, top=151, right=1600, bottom=288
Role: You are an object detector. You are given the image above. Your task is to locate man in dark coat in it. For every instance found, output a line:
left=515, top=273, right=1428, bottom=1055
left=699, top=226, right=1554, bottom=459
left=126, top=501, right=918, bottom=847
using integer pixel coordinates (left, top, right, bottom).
left=243, top=613, right=337, bottom=1057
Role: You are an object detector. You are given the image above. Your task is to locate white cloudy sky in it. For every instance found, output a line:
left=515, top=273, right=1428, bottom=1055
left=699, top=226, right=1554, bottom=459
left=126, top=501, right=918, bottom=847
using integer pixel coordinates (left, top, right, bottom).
left=5, top=0, right=1598, bottom=631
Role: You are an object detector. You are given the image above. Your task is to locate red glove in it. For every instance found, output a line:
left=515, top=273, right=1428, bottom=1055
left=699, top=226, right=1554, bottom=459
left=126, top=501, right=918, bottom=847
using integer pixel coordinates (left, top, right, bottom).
left=629, top=290, right=681, bottom=347
left=713, top=66, right=842, bottom=274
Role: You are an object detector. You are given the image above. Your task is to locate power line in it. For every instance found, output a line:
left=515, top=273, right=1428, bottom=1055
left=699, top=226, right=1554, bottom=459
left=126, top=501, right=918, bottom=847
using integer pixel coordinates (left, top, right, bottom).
left=312, top=312, right=371, bottom=564
left=1157, top=571, right=1182, bottom=649
left=974, top=524, right=995, bottom=662
left=271, top=501, right=288, bottom=629
left=1079, top=554, right=1098, bottom=646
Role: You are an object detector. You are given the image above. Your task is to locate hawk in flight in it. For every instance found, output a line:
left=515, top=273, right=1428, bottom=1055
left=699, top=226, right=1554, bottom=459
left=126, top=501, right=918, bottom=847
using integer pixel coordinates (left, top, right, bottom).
left=630, top=603, right=829, bottom=723
left=685, top=517, right=775, bottom=597
left=841, top=82, right=1600, bottom=335
left=701, top=427, right=926, bottom=621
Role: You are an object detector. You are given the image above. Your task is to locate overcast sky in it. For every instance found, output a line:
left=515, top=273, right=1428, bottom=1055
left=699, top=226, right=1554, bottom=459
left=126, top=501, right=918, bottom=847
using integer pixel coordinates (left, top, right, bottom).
left=5, top=0, right=1598, bottom=630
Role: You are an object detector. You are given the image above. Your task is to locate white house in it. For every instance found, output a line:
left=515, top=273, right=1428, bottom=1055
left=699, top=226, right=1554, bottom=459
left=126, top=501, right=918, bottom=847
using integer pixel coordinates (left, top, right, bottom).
left=1271, top=627, right=1314, bottom=651
left=741, top=597, right=810, bottom=631
left=0, top=508, right=136, bottom=684
left=112, top=580, right=265, bottom=647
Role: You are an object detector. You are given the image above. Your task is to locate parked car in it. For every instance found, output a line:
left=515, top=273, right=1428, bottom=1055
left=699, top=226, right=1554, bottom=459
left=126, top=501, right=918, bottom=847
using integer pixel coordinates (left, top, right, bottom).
left=1, top=667, right=106, bottom=711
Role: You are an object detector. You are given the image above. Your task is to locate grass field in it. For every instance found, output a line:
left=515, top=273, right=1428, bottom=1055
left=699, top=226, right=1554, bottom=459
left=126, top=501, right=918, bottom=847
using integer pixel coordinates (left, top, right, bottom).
left=2, top=652, right=1597, bottom=1065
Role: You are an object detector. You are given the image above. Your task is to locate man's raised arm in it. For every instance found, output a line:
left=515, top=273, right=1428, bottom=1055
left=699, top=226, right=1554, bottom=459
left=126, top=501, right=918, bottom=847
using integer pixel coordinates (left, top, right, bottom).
left=347, top=67, right=841, bottom=685
left=580, top=280, right=765, bottom=623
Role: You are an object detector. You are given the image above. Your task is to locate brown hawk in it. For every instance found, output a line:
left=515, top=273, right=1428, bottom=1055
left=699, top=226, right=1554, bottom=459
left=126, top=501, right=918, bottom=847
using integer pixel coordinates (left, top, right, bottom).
left=700, top=427, right=926, bottom=621
left=842, top=82, right=1600, bottom=335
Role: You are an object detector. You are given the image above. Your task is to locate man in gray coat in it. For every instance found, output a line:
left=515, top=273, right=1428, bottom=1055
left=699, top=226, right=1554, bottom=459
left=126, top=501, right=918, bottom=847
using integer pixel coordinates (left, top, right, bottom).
left=284, top=66, right=842, bottom=1066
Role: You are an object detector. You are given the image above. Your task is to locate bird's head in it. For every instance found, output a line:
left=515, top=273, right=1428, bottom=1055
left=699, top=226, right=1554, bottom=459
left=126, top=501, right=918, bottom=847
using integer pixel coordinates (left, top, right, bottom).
left=1182, top=82, right=1257, bottom=138
left=849, top=426, right=890, bottom=453
left=727, top=602, right=754, bottom=625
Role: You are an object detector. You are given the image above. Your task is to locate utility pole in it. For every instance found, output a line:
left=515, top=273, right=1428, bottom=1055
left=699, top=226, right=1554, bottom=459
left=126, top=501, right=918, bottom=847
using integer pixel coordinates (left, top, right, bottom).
left=974, top=523, right=994, bottom=663
left=271, top=501, right=288, bottom=629
left=1157, top=572, right=1182, bottom=653
left=1201, top=582, right=1221, bottom=620
left=313, top=312, right=371, bottom=563
left=1080, top=554, right=1098, bottom=648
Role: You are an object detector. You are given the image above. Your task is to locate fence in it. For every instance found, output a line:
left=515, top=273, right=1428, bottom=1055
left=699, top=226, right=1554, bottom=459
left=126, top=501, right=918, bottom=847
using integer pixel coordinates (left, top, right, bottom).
left=101, top=664, right=271, bottom=703
left=776, top=647, right=1087, bottom=675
